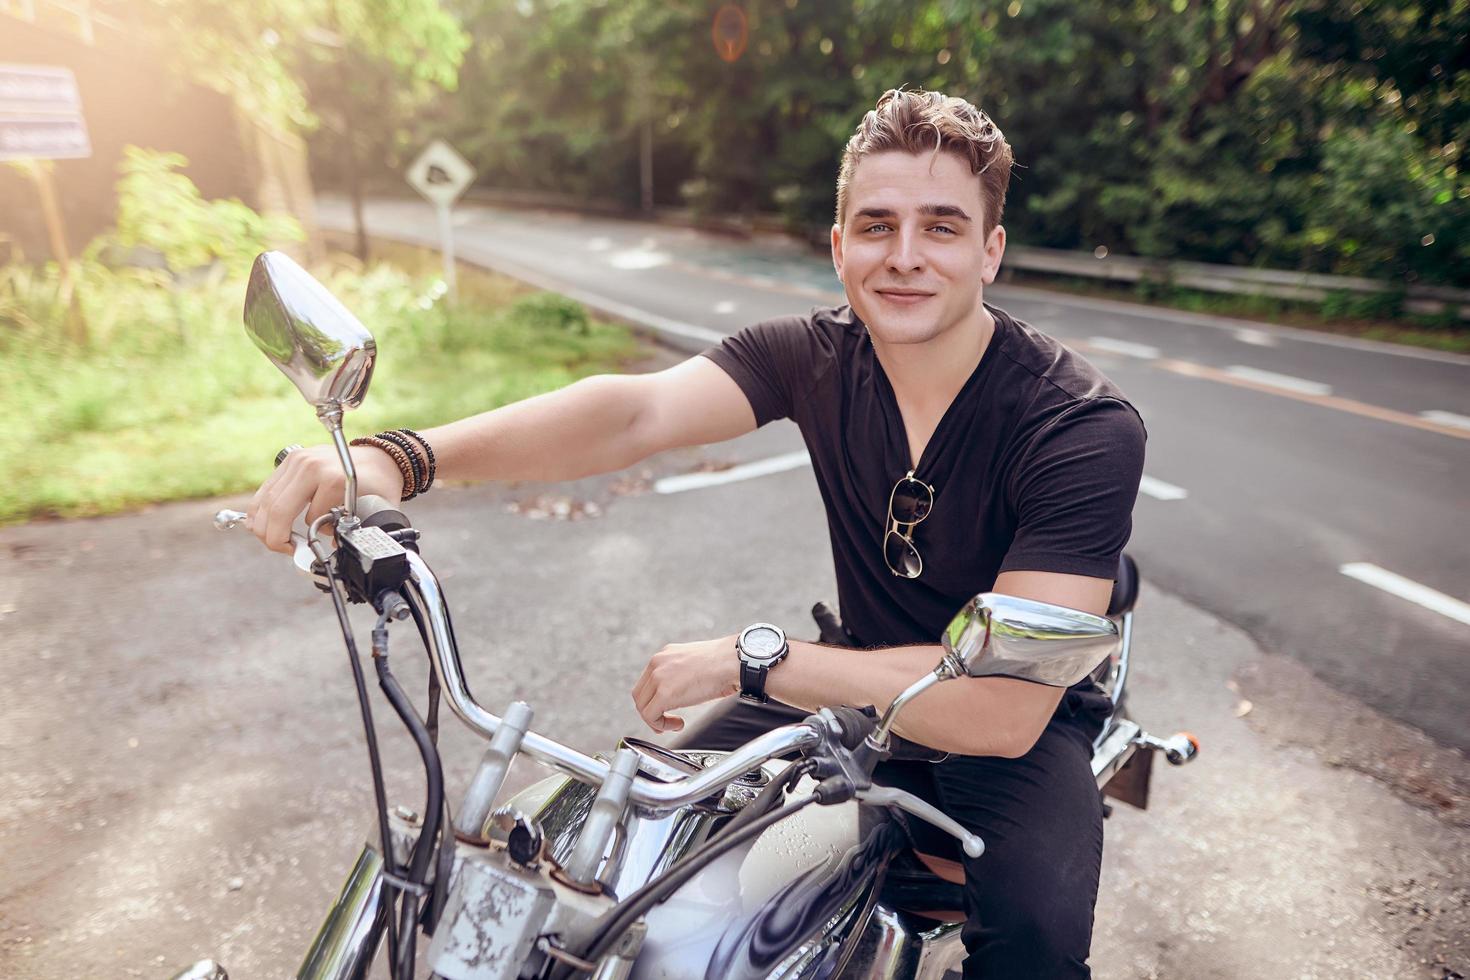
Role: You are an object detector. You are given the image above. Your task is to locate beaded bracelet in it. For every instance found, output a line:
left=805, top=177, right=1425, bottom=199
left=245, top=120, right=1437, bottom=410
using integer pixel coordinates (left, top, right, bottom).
left=399, top=428, right=437, bottom=492
left=376, top=430, right=425, bottom=497
left=350, top=436, right=416, bottom=501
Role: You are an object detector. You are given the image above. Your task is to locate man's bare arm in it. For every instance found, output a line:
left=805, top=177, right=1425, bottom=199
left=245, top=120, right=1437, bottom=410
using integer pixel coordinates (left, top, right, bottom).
left=421, top=356, right=756, bottom=483
left=762, top=570, right=1113, bottom=757
left=249, top=356, right=754, bottom=552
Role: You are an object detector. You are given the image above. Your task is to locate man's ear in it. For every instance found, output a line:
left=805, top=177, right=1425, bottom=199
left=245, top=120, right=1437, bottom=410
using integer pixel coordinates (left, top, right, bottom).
left=830, top=223, right=844, bottom=282
left=980, top=224, right=1007, bottom=286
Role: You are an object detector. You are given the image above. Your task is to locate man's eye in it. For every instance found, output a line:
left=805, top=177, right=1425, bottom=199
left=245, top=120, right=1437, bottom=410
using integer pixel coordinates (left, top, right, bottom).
left=930, top=225, right=957, bottom=235
left=863, top=224, right=891, bottom=233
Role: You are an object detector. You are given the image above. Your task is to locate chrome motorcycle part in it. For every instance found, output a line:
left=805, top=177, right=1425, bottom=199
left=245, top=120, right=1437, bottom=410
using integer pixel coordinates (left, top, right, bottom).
left=168, top=960, right=230, bottom=980
left=565, top=747, right=641, bottom=885
left=1134, top=730, right=1201, bottom=766
left=243, top=251, right=376, bottom=412
left=399, top=547, right=824, bottom=811
left=840, top=905, right=967, bottom=979
left=244, top=251, right=376, bottom=523
left=856, top=786, right=984, bottom=859
left=940, top=592, right=1120, bottom=685
left=297, top=844, right=388, bottom=980
left=871, top=670, right=944, bottom=748
left=1097, top=609, right=1135, bottom=743
left=456, top=700, right=535, bottom=839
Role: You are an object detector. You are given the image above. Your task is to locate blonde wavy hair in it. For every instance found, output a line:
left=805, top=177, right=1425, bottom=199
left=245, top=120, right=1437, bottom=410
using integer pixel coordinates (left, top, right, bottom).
left=835, top=89, right=1013, bottom=236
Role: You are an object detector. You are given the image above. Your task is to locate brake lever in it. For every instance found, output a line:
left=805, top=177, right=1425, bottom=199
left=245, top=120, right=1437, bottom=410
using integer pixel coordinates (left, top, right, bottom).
left=214, top=509, right=328, bottom=584
left=856, top=785, right=985, bottom=858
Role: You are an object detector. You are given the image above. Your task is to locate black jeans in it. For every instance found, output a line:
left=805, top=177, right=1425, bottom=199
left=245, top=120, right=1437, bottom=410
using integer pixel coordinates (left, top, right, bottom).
left=674, top=696, right=1104, bottom=979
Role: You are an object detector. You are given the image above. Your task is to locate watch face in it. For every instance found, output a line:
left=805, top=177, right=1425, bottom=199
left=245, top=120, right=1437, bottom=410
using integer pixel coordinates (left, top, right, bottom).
left=742, top=626, right=784, bottom=659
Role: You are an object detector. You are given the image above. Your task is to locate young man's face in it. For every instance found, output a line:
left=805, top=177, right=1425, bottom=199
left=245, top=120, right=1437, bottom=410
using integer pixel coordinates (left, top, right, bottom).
left=831, top=149, right=1006, bottom=348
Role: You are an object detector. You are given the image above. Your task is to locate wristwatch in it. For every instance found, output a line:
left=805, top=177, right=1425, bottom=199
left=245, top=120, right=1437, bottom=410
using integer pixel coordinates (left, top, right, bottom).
left=737, top=623, right=789, bottom=704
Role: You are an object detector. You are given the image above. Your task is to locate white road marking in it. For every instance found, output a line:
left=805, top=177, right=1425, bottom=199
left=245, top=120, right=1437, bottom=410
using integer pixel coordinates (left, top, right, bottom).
left=609, top=248, right=670, bottom=270
left=1139, top=475, right=1188, bottom=501
left=1088, top=337, right=1161, bottom=359
left=991, top=283, right=1470, bottom=366
left=1420, top=410, right=1470, bottom=431
left=1234, top=328, right=1278, bottom=347
left=1223, top=365, right=1332, bottom=396
left=655, top=451, right=812, bottom=494
left=714, top=300, right=738, bottom=314
left=1339, top=563, right=1470, bottom=627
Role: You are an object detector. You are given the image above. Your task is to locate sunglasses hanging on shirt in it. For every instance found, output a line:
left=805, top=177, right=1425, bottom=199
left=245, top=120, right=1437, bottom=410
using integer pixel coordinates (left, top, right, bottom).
left=884, top=470, right=935, bottom=578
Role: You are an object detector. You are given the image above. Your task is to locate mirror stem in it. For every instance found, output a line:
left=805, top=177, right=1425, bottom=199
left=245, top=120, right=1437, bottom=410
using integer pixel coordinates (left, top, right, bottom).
left=871, top=668, right=948, bottom=749
left=319, top=405, right=361, bottom=530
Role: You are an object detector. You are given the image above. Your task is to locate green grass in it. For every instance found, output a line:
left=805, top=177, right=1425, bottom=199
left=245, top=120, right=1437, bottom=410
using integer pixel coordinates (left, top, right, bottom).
left=2, top=242, right=640, bottom=524
left=1004, top=271, right=1470, bottom=354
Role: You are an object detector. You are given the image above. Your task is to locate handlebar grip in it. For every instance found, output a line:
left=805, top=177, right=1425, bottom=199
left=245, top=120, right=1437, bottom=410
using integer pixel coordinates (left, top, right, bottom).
left=826, top=705, right=878, bottom=750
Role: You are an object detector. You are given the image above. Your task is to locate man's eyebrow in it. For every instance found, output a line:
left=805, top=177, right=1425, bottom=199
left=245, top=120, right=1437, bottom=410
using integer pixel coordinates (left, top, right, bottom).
left=852, top=205, right=973, bottom=221
left=920, top=204, right=972, bottom=221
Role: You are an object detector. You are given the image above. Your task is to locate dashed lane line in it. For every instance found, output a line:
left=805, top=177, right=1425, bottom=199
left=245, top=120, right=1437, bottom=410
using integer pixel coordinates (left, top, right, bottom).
left=1223, top=366, right=1333, bottom=397
left=1087, top=337, right=1161, bottom=359
left=1153, top=358, right=1470, bottom=442
left=1339, top=564, right=1470, bottom=628
left=1420, top=410, right=1470, bottom=432
left=1139, top=476, right=1188, bottom=501
left=654, top=451, right=813, bottom=494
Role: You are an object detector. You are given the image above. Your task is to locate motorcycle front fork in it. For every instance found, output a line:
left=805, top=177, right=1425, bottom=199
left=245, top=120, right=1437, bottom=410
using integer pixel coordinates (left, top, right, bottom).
left=297, top=845, right=390, bottom=980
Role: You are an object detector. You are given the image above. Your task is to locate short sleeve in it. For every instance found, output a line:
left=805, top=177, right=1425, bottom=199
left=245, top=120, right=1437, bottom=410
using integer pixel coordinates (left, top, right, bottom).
left=999, top=397, right=1146, bottom=580
left=700, top=315, right=830, bottom=427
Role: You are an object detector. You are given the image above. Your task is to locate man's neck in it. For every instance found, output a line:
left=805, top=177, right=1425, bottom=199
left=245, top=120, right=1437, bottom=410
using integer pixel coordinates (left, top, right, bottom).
left=870, top=303, right=997, bottom=468
left=871, top=304, right=996, bottom=415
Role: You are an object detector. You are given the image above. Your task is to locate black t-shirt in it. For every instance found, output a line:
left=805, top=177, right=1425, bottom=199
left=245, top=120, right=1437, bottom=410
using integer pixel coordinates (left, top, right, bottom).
left=702, top=303, right=1146, bottom=654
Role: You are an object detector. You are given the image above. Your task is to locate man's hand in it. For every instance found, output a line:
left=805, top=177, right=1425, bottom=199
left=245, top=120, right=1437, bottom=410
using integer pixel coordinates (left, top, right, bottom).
left=631, top=636, right=741, bottom=734
left=246, top=445, right=405, bottom=554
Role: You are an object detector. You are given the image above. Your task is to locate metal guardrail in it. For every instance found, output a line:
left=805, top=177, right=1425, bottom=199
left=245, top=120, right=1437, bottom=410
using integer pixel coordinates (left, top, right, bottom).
left=1004, top=245, right=1470, bottom=321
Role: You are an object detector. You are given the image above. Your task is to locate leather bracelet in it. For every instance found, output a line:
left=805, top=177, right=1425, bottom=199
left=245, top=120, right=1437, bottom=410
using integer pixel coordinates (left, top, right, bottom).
left=398, top=428, right=436, bottom=492
left=376, top=430, right=425, bottom=496
left=350, top=436, right=415, bottom=501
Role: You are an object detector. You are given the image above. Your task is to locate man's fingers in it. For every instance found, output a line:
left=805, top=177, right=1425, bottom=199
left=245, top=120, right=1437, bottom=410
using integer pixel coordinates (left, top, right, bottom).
left=262, top=467, right=314, bottom=554
left=305, top=480, right=341, bottom=533
left=659, top=714, right=684, bottom=733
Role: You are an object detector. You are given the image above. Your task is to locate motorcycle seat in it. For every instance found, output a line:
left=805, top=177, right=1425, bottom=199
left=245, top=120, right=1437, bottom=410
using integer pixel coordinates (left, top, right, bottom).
left=1106, top=553, right=1139, bottom=617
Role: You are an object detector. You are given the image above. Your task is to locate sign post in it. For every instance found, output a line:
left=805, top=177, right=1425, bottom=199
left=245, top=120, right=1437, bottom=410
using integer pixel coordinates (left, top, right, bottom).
left=405, top=139, right=476, bottom=302
left=1, top=63, right=92, bottom=344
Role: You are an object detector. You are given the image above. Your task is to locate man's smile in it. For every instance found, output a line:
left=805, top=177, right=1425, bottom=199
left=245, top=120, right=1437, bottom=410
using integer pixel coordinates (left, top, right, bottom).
left=874, top=287, right=936, bottom=305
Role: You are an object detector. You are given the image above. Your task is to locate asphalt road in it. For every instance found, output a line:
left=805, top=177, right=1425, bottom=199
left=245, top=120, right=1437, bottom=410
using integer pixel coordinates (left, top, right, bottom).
left=317, top=197, right=1470, bottom=753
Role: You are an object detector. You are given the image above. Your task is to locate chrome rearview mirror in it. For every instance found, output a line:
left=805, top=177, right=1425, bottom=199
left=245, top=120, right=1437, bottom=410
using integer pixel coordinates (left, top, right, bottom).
left=939, top=593, right=1119, bottom=686
left=871, top=593, right=1120, bottom=749
left=243, top=251, right=376, bottom=410
left=242, top=251, right=377, bottom=527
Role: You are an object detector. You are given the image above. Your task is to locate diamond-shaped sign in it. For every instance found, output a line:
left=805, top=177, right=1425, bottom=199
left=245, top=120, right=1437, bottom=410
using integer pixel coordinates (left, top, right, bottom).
left=406, top=139, right=475, bottom=207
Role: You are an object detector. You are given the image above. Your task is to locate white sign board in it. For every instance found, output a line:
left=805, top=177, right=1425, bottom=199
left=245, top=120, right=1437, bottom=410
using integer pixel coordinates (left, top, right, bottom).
left=0, top=64, right=90, bottom=161
left=406, top=139, right=475, bottom=207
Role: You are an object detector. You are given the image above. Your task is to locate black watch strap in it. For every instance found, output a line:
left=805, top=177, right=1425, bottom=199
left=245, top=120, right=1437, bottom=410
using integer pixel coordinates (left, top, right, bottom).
left=739, top=659, right=769, bottom=703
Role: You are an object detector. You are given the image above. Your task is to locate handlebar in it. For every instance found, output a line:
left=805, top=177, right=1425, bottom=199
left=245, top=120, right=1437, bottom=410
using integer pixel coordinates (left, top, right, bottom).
left=398, top=549, right=822, bottom=811
left=216, top=506, right=979, bottom=850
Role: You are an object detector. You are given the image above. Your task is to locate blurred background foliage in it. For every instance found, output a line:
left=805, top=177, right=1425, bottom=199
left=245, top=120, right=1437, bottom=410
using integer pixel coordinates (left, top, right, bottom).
left=295, top=0, right=1466, bottom=287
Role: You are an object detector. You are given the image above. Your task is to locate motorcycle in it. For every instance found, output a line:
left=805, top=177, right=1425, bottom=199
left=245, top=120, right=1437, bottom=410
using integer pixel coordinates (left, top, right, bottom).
left=190, top=251, right=1199, bottom=980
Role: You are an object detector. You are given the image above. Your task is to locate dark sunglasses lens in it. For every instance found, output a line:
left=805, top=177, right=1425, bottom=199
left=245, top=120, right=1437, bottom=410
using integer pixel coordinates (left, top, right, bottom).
left=891, top=479, right=933, bottom=523
left=884, top=529, right=922, bottom=578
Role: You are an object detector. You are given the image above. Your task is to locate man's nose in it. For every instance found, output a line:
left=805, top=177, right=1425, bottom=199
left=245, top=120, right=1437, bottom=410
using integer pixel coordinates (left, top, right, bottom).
left=885, top=228, right=923, bottom=273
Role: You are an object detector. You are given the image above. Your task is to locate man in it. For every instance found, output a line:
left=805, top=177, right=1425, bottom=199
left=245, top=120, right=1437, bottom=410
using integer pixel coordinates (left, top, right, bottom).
left=249, top=89, right=1144, bottom=977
